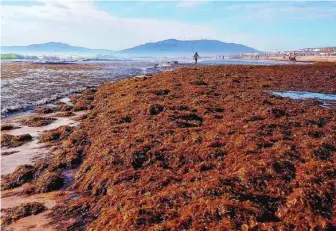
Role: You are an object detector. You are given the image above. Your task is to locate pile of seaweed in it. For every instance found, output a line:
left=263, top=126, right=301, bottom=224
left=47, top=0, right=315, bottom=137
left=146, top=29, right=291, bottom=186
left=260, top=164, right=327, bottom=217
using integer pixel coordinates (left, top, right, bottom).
left=3, top=64, right=336, bottom=230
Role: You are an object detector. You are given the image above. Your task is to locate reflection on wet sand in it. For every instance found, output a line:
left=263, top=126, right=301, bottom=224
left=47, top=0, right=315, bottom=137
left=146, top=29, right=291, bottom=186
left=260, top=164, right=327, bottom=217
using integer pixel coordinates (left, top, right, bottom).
left=1, top=109, right=86, bottom=175
left=1, top=185, right=74, bottom=231
left=1, top=96, right=86, bottom=230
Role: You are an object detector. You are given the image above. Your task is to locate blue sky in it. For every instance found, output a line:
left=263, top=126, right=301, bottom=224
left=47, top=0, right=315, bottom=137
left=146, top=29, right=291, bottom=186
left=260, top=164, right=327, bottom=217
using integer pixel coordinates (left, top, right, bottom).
left=1, top=1, right=336, bottom=51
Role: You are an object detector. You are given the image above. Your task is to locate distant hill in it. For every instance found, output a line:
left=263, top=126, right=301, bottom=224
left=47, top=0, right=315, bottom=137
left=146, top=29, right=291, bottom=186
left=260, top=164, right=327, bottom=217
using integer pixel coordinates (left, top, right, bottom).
left=1, top=53, right=24, bottom=60
left=1, top=40, right=260, bottom=56
left=121, top=39, right=260, bottom=55
left=1, top=42, right=115, bottom=55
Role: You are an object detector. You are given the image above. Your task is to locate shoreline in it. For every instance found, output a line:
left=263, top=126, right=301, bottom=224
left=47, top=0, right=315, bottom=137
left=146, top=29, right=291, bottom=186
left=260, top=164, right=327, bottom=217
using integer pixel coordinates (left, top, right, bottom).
left=233, top=55, right=336, bottom=63
left=0, top=61, right=190, bottom=118
left=1, top=64, right=336, bottom=230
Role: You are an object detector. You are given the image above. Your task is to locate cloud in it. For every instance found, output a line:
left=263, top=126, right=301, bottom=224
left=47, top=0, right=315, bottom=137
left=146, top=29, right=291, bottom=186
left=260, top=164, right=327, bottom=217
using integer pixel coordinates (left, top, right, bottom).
left=1, top=0, right=334, bottom=51
left=1, top=0, right=216, bottom=49
left=224, top=2, right=336, bottom=20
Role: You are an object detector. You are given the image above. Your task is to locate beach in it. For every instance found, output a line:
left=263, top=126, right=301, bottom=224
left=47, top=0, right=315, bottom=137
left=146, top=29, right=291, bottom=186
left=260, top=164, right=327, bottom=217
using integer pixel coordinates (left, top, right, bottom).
left=1, top=63, right=336, bottom=230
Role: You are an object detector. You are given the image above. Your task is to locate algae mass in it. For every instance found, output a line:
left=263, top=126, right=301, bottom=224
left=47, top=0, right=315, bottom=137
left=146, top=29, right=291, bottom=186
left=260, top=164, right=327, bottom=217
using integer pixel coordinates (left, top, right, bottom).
left=2, top=64, right=335, bottom=230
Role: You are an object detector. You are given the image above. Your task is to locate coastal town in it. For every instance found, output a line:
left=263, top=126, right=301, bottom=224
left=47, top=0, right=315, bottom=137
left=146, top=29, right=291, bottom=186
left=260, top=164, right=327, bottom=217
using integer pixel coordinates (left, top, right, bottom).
left=234, top=46, right=336, bottom=62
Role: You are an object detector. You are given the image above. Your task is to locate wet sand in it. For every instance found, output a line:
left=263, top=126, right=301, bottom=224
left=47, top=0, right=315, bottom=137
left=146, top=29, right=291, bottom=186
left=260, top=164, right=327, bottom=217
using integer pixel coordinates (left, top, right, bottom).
left=1, top=109, right=85, bottom=175
left=1, top=97, right=86, bottom=230
left=1, top=186, right=74, bottom=231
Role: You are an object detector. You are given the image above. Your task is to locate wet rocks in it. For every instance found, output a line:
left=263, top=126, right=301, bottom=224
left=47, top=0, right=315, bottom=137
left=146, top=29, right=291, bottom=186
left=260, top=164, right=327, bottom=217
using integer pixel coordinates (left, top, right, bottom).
left=35, top=172, right=64, bottom=193
left=1, top=202, right=47, bottom=225
left=1, top=134, right=32, bottom=148
left=23, top=116, right=57, bottom=127
left=1, top=164, right=37, bottom=189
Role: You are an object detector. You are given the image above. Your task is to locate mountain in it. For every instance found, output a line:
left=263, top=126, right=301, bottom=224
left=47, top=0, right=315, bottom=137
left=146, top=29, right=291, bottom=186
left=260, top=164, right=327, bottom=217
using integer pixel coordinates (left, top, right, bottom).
left=1, top=42, right=115, bottom=55
left=1, top=40, right=260, bottom=56
left=121, top=39, right=260, bottom=55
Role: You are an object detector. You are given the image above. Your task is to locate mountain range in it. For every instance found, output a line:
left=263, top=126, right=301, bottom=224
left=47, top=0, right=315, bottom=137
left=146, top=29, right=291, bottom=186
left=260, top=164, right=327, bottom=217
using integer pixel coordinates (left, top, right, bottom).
left=121, top=39, right=259, bottom=55
left=1, top=39, right=260, bottom=56
left=1, top=42, right=115, bottom=55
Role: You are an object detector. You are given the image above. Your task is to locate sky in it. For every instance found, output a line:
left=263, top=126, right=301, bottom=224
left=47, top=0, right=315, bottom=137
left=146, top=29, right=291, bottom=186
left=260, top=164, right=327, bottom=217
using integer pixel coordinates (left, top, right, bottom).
left=1, top=0, right=336, bottom=51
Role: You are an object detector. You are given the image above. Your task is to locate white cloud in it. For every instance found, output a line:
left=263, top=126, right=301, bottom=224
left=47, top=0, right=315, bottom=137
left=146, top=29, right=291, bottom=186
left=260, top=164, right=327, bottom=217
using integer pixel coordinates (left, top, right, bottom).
left=224, top=2, right=336, bottom=20
left=1, top=0, right=334, bottom=51
left=1, top=0, right=217, bottom=49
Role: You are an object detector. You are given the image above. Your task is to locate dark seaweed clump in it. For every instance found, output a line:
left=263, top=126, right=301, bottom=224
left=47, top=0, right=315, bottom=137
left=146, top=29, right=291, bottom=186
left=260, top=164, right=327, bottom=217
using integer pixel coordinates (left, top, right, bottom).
left=1, top=202, right=47, bottom=225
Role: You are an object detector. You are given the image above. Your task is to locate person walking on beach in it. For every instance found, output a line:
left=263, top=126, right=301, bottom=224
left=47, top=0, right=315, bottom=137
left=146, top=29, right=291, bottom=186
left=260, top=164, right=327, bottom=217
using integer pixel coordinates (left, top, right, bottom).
left=193, top=52, right=200, bottom=65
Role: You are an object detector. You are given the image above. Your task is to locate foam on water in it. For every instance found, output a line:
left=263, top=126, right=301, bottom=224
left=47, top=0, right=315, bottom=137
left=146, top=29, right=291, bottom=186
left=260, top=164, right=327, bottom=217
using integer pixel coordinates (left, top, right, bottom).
left=1, top=60, right=166, bottom=116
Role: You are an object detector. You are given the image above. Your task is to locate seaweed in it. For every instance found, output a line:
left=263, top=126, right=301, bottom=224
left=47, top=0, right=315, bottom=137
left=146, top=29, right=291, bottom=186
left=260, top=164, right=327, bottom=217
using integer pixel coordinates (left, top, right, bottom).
left=35, top=64, right=336, bottom=230
left=1, top=134, right=32, bottom=148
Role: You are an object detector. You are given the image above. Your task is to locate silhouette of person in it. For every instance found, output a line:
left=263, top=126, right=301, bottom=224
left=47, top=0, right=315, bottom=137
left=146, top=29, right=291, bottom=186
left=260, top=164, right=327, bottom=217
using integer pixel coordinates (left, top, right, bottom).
left=193, top=52, right=200, bottom=65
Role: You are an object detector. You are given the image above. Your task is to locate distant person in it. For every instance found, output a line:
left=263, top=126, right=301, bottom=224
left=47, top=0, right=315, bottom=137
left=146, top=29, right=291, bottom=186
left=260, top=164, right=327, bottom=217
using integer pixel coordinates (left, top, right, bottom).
left=193, top=52, right=200, bottom=65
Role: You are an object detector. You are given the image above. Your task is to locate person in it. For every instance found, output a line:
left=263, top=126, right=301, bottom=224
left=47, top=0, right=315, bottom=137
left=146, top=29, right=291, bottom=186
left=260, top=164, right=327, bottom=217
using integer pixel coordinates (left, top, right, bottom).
left=193, top=52, right=200, bottom=65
